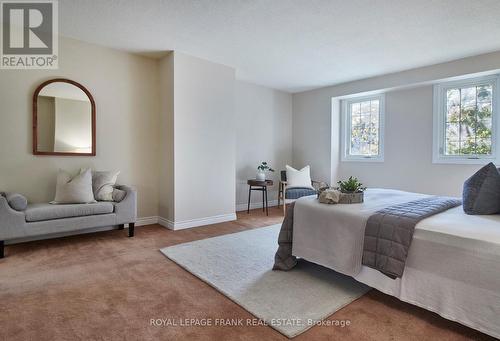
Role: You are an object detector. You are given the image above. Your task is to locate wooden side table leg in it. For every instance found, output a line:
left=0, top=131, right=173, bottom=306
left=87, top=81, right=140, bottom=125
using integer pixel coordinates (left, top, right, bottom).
left=265, top=186, right=269, bottom=216
left=262, top=186, right=265, bottom=212
left=247, top=186, right=252, bottom=213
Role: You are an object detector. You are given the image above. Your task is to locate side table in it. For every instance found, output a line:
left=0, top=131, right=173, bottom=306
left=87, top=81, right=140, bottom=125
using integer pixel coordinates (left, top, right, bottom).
left=247, top=179, right=273, bottom=216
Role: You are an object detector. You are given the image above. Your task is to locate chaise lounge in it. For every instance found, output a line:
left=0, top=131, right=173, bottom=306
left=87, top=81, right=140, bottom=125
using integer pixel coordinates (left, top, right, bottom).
left=0, top=185, right=137, bottom=258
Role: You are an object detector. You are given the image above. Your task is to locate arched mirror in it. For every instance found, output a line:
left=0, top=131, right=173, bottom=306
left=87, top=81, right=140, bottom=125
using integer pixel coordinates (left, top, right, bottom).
left=33, top=78, right=96, bottom=156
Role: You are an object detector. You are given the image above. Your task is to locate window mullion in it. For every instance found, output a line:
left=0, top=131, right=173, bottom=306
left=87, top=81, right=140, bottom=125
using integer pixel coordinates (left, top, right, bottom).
left=460, top=88, right=464, bottom=155
left=474, top=86, right=478, bottom=156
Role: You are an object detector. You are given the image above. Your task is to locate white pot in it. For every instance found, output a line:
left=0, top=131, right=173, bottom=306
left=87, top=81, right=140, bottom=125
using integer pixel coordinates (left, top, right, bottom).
left=256, top=170, right=266, bottom=181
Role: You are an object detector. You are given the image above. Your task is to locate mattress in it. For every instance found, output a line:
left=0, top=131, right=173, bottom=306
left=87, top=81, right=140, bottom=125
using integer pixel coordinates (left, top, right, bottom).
left=293, top=190, right=500, bottom=339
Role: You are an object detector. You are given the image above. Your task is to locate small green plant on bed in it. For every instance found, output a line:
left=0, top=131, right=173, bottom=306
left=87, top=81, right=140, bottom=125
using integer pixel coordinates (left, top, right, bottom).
left=337, top=176, right=366, bottom=193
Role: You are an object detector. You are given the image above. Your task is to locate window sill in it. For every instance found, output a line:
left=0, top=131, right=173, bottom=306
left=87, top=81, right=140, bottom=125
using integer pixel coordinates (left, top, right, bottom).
left=432, top=157, right=497, bottom=165
left=341, top=156, right=384, bottom=163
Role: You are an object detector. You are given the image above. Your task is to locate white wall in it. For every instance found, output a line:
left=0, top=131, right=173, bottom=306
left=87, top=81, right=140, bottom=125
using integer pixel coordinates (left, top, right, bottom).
left=292, top=89, right=333, bottom=184
left=173, top=52, right=236, bottom=223
left=157, top=52, right=238, bottom=227
left=293, top=51, right=500, bottom=196
left=157, top=55, right=294, bottom=225
left=235, top=81, right=292, bottom=209
left=338, top=86, right=481, bottom=196
left=0, top=37, right=160, bottom=218
left=158, top=52, right=175, bottom=221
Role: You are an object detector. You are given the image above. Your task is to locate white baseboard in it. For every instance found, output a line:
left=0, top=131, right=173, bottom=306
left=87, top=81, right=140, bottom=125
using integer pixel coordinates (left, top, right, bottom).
left=136, top=216, right=159, bottom=226
left=158, top=213, right=237, bottom=230
left=236, top=200, right=279, bottom=212
left=157, top=216, right=171, bottom=229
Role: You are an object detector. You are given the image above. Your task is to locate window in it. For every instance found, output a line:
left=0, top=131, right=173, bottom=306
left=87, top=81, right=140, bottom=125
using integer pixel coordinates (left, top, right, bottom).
left=341, top=94, right=385, bottom=162
left=433, top=75, right=499, bottom=164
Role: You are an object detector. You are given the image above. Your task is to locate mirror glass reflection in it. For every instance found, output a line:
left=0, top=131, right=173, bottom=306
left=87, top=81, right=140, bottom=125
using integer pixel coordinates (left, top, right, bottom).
left=36, top=82, right=92, bottom=154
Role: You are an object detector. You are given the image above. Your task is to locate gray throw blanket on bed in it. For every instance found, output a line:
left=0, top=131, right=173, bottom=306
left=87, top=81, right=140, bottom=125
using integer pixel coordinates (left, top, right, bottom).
left=273, top=202, right=298, bottom=271
left=273, top=197, right=461, bottom=278
left=362, top=196, right=461, bottom=278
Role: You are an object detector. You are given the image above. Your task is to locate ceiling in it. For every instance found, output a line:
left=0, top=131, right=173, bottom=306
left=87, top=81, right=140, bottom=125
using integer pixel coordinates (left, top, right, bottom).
left=59, top=0, right=500, bottom=93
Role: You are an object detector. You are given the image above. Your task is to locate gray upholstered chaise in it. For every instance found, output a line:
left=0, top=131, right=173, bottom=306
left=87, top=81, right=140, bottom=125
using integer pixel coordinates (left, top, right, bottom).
left=0, top=185, right=137, bottom=258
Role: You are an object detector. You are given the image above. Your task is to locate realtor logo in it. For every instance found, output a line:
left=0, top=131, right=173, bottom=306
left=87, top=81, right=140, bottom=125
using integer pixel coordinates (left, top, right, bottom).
left=1, top=0, right=58, bottom=69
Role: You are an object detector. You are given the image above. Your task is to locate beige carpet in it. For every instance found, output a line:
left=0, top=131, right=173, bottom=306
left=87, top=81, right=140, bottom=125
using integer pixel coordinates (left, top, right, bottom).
left=2, top=209, right=494, bottom=340
left=161, top=224, right=370, bottom=338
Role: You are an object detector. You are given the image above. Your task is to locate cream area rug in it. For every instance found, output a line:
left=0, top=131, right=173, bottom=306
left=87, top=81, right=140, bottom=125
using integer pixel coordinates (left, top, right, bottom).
left=160, top=224, right=370, bottom=338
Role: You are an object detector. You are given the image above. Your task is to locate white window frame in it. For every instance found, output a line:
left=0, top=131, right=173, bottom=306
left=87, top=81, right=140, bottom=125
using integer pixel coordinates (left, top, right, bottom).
left=432, top=75, right=500, bottom=164
left=341, top=94, right=385, bottom=162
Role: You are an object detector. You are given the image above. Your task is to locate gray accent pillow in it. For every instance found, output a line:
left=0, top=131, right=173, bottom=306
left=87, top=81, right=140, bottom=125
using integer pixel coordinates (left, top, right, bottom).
left=51, top=169, right=96, bottom=204
left=5, top=192, right=28, bottom=211
left=463, top=162, right=500, bottom=215
left=112, top=188, right=127, bottom=202
left=89, top=170, right=120, bottom=201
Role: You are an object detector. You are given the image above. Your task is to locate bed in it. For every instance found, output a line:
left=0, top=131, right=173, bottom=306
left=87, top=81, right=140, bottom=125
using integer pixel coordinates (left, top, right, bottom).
left=290, top=189, right=500, bottom=339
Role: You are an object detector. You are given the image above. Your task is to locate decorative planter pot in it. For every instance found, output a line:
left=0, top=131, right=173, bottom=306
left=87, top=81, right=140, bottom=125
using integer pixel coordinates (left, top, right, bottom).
left=338, top=191, right=364, bottom=204
left=256, top=171, right=266, bottom=181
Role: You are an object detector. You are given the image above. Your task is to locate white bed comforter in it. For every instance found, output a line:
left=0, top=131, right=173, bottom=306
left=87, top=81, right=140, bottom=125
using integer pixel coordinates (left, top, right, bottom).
left=293, top=188, right=429, bottom=276
left=292, top=188, right=500, bottom=339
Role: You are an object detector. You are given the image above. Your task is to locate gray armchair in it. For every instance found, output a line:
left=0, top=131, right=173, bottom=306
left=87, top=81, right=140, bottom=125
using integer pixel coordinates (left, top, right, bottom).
left=277, top=170, right=327, bottom=215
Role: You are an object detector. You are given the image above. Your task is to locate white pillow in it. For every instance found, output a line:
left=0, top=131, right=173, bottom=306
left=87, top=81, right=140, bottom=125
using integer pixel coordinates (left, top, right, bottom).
left=86, top=170, right=120, bottom=201
left=51, top=169, right=96, bottom=204
left=285, top=165, right=314, bottom=189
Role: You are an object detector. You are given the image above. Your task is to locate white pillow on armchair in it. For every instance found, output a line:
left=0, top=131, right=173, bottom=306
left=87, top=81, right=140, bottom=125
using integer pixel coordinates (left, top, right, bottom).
left=285, top=165, right=314, bottom=189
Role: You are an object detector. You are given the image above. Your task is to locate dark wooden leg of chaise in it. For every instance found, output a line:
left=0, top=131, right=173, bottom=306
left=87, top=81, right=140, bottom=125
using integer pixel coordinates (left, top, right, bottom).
left=0, top=240, right=4, bottom=258
left=128, top=223, right=135, bottom=237
left=118, top=224, right=125, bottom=230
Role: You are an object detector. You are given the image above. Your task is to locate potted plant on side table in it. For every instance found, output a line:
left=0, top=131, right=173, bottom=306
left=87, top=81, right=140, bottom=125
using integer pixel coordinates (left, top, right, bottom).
left=256, top=162, right=275, bottom=181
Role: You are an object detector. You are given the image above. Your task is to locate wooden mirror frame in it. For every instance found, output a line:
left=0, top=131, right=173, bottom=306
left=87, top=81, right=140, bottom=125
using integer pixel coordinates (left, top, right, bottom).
left=33, top=78, right=96, bottom=156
